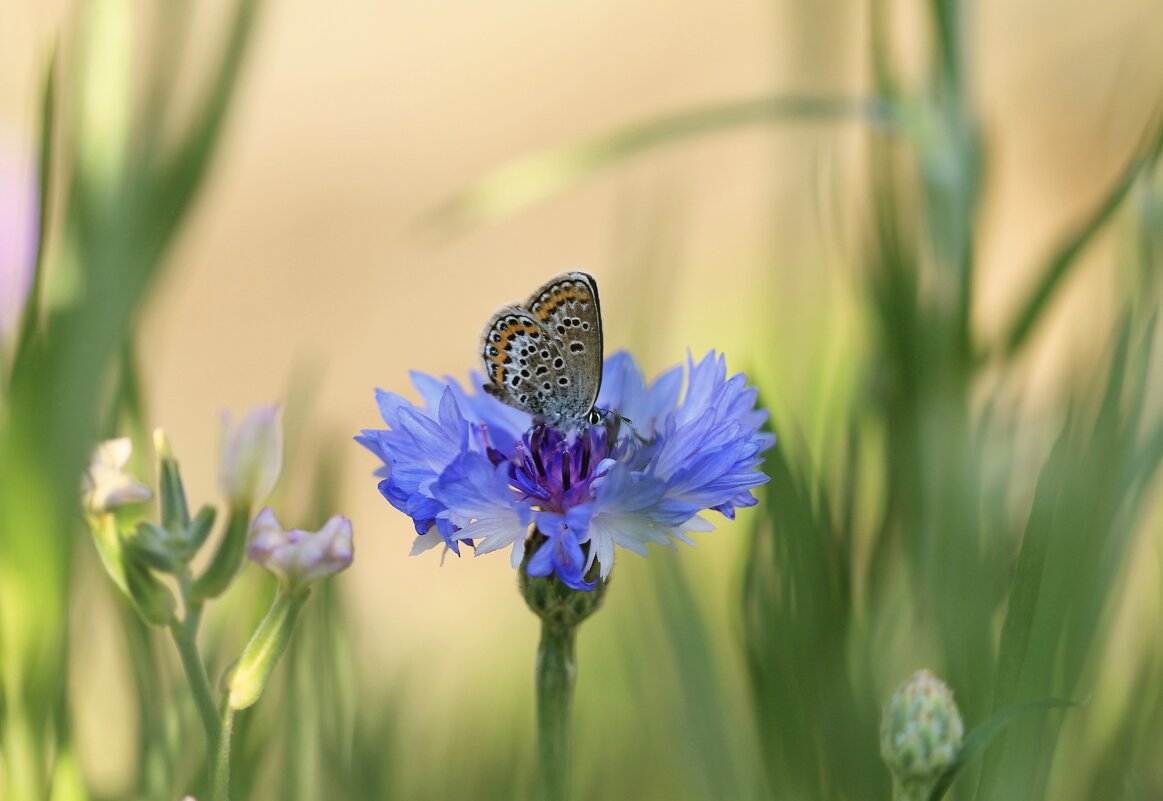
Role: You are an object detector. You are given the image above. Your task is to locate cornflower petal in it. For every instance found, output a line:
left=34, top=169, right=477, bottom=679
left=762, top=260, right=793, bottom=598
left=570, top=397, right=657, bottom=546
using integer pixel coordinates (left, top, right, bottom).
left=595, top=352, right=682, bottom=438
left=433, top=452, right=533, bottom=567
left=529, top=506, right=594, bottom=591
left=586, top=463, right=699, bottom=578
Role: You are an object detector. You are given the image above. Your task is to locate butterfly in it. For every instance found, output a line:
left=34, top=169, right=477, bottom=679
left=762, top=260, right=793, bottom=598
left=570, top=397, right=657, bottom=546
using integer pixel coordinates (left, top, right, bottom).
left=480, top=271, right=604, bottom=428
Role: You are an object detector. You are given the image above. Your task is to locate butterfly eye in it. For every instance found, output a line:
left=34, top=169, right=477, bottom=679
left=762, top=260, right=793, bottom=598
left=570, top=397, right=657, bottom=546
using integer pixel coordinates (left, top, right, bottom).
left=587, top=409, right=602, bottom=426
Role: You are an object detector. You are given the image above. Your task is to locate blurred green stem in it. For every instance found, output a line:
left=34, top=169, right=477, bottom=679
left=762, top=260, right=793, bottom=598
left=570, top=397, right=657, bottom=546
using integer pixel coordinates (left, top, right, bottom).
left=536, top=620, right=577, bottom=801
left=892, top=779, right=932, bottom=801
left=214, top=706, right=236, bottom=801
left=171, top=574, right=221, bottom=754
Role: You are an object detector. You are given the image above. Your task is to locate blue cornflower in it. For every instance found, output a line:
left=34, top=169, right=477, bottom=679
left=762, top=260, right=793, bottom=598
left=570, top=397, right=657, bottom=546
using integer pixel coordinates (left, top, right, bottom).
left=357, top=351, right=774, bottom=589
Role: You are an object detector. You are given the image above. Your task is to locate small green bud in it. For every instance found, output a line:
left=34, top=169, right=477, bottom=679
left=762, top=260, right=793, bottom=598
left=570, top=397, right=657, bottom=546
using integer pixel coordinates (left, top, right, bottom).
left=518, top=536, right=607, bottom=628
left=880, top=669, right=964, bottom=800
left=154, top=428, right=191, bottom=535
left=186, top=504, right=217, bottom=552
left=124, top=521, right=182, bottom=573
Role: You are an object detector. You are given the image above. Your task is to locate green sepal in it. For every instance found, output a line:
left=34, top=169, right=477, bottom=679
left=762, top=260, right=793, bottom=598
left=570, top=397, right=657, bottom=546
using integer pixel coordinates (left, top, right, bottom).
left=518, top=532, right=607, bottom=628
left=191, top=506, right=251, bottom=600
left=125, top=520, right=182, bottom=573
left=186, top=503, right=217, bottom=553
left=926, top=696, right=1083, bottom=801
left=89, top=513, right=130, bottom=596
left=157, top=449, right=191, bottom=535
left=122, top=550, right=177, bottom=627
left=226, top=588, right=309, bottom=710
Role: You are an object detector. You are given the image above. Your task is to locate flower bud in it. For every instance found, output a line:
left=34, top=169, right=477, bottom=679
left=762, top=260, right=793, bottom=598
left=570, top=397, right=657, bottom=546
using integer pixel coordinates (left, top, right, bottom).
left=153, top=428, right=190, bottom=534
left=219, top=404, right=282, bottom=510
left=880, top=669, right=964, bottom=799
left=83, top=437, right=152, bottom=513
left=246, top=508, right=354, bottom=592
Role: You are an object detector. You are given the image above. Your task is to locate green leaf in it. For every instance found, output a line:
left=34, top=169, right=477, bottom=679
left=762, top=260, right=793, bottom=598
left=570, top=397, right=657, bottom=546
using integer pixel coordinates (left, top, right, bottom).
left=13, top=46, right=57, bottom=370
left=150, top=0, right=262, bottom=241
left=929, top=696, right=1083, bottom=800
left=991, top=420, right=1073, bottom=712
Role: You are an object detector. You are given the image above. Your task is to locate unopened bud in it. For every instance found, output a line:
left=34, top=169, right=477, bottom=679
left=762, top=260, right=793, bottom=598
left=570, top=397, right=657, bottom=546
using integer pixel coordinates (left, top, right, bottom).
left=219, top=404, right=282, bottom=510
left=880, top=669, right=964, bottom=800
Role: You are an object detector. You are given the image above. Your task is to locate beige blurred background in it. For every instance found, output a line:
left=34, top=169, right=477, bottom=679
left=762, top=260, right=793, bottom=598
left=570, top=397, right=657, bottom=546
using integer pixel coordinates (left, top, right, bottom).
left=3, top=0, right=1163, bottom=791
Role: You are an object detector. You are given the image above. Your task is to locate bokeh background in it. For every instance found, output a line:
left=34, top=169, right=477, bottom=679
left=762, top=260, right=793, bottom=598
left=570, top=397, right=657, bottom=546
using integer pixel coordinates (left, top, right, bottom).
left=3, top=1, right=1163, bottom=799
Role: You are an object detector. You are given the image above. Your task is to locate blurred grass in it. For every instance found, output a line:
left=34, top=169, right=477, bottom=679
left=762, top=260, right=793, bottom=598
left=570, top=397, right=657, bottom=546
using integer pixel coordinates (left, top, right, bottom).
left=3, top=1, right=1163, bottom=800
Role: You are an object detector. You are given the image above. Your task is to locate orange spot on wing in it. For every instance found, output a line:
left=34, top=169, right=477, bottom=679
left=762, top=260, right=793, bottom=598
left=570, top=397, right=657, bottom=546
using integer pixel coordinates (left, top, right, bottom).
left=534, top=287, right=589, bottom=320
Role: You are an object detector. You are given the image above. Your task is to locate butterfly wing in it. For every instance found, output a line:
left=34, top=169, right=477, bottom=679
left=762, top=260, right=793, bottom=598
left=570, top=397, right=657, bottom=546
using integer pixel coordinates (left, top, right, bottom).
left=524, top=272, right=603, bottom=419
left=481, top=306, right=574, bottom=421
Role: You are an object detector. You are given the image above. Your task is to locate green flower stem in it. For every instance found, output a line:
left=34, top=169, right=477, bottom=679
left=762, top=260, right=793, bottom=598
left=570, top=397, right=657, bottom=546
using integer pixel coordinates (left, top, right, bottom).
left=213, top=705, right=235, bottom=801
left=891, top=779, right=934, bottom=801
left=170, top=575, right=220, bottom=751
left=536, top=618, right=577, bottom=801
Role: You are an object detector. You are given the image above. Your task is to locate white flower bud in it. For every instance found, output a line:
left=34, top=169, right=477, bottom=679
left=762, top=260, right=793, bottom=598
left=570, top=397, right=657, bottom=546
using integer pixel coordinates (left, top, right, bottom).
left=247, top=508, right=353, bottom=591
left=219, top=404, right=282, bottom=509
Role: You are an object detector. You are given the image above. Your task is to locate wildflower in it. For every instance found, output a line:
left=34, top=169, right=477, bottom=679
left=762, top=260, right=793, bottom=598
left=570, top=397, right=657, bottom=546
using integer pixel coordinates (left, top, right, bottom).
left=880, top=669, right=964, bottom=799
left=247, top=508, right=354, bottom=592
left=83, top=437, right=152, bottom=513
left=219, top=404, right=282, bottom=509
left=358, top=351, right=773, bottom=588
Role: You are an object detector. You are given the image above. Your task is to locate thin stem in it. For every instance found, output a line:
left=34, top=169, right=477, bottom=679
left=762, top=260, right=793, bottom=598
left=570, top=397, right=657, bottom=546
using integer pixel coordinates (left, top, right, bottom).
left=213, top=705, right=236, bottom=801
left=536, top=620, right=577, bottom=801
left=170, top=575, right=220, bottom=750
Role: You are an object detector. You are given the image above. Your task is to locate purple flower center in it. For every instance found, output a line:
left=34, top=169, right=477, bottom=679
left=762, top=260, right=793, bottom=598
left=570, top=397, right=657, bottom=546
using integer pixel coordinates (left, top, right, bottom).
left=502, top=422, right=628, bottom=514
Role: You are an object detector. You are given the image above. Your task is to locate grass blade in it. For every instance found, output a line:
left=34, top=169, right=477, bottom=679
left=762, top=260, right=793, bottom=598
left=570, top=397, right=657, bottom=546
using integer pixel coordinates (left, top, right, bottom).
left=930, top=697, right=1082, bottom=801
left=426, top=94, right=886, bottom=234
left=1001, top=106, right=1163, bottom=358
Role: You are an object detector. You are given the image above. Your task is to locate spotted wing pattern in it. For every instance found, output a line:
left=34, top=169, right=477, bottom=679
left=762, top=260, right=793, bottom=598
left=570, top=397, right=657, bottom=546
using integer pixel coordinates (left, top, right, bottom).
left=525, top=272, right=603, bottom=416
left=480, top=272, right=604, bottom=427
left=481, top=306, right=576, bottom=423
